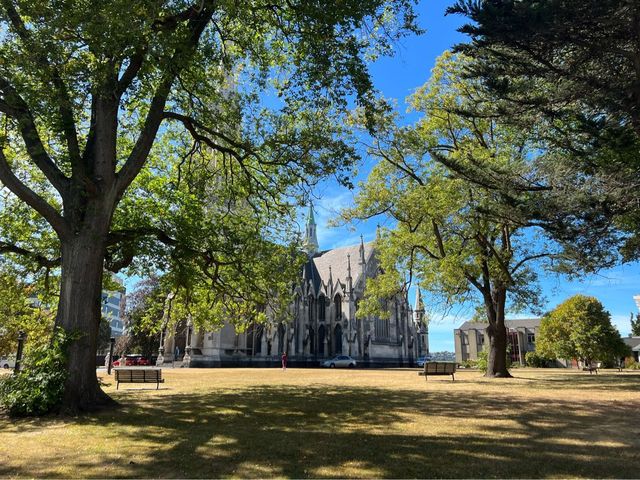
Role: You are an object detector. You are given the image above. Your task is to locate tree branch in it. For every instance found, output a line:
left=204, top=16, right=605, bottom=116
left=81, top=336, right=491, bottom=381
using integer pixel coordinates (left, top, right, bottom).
left=116, top=5, right=214, bottom=195
left=0, top=241, right=60, bottom=268
left=1, top=0, right=81, bottom=165
left=0, top=78, right=69, bottom=195
left=0, top=148, right=70, bottom=238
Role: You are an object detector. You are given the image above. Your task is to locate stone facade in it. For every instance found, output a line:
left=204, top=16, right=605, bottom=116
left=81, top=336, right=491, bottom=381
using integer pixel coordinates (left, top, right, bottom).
left=169, top=205, right=428, bottom=368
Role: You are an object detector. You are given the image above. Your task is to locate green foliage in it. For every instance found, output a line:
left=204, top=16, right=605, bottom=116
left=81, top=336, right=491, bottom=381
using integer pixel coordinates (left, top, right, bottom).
left=631, top=313, right=640, bottom=337
left=342, top=51, right=548, bottom=329
left=0, top=328, right=72, bottom=416
left=476, top=348, right=488, bottom=373
left=0, top=1, right=420, bottom=410
left=625, top=358, right=640, bottom=370
left=460, top=359, right=477, bottom=369
left=525, top=351, right=551, bottom=368
left=0, top=268, right=55, bottom=355
left=537, top=295, right=628, bottom=364
left=449, top=0, right=640, bottom=264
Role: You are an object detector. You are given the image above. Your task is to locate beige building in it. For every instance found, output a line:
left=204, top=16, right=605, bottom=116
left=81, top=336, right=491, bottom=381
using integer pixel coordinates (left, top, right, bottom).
left=454, top=318, right=540, bottom=366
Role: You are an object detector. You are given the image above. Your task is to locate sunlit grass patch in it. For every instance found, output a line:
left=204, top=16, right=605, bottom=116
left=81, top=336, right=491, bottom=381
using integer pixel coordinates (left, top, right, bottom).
left=1, top=368, right=639, bottom=478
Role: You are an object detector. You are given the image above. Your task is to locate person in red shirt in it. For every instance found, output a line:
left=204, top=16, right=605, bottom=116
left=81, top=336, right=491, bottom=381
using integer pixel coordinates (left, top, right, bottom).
left=281, top=352, right=288, bottom=371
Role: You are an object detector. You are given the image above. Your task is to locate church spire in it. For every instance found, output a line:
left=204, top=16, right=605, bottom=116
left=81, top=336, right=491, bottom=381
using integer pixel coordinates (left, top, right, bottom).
left=414, top=288, right=424, bottom=314
left=413, top=287, right=425, bottom=326
left=303, top=202, right=319, bottom=255
left=346, top=254, right=353, bottom=295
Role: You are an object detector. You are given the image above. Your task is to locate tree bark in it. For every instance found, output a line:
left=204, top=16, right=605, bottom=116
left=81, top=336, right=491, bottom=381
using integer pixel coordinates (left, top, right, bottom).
left=56, top=208, right=116, bottom=413
left=484, top=286, right=512, bottom=378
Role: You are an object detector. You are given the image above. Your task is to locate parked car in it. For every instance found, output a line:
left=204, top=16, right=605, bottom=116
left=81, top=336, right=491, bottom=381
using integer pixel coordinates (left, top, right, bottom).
left=1, top=355, right=15, bottom=369
left=416, top=355, right=433, bottom=368
left=113, top=354, right=149, bottom=367
left=136, top=357, right=151, bottom=366
left=321, top=355, right=356, bottom=368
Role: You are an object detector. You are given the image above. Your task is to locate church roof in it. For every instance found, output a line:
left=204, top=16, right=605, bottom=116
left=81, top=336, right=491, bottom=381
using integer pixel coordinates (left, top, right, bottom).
left=303, top=241, right=374, bottom=294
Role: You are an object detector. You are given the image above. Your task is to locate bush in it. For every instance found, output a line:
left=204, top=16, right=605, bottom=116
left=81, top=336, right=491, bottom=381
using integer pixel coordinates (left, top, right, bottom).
left=625, top=358, right=640, bottom=370
left=460, top=359, right=478, bottom=368
left=477, top=349, right=488, bottom=372
left=0, top=328, right=72, bottom=416
left=525, top=351, right=551, bottom=368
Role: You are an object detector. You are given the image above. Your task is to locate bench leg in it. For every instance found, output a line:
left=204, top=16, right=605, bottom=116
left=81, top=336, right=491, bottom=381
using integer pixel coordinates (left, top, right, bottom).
left=157, top=381, right=159, bottom=390
left=451, top=374, right=455, bottom=382
left=117, top=381, right=119, bottom=390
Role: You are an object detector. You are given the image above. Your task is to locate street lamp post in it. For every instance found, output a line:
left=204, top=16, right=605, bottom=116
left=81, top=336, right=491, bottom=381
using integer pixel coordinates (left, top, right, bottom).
left=183, top=315, right=193, bottom=367
left=15, top=331, right=26, bottom=373
left=107, top=337, right=115, bottom=374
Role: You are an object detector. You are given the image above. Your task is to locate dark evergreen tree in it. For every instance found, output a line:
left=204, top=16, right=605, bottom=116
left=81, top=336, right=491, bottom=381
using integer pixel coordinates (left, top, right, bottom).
left=448, top=0, right=640, bottom=262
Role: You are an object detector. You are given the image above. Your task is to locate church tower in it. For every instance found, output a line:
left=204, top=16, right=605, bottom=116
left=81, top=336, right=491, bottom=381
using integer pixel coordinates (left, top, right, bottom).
left=413, top=288, right=429, bottom=355
left=303, top=202, right=319, bottom=255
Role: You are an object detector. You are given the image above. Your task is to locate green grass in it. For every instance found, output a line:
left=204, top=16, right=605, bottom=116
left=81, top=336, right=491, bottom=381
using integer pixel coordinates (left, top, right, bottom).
left=1, top=368, right=639, bottom=478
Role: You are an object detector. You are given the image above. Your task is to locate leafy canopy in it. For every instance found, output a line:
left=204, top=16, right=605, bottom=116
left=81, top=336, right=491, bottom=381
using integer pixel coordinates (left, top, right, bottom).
left=537, top=295, right=630, bottom=363
left=448, top=0, right=640, bottom=262
left=342, top=52, right=551, bottom=320
left=0, top=0, right=421, bottom=326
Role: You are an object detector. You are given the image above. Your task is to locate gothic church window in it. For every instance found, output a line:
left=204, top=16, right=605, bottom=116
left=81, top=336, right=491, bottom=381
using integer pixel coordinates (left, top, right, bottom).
left=375, top=316, right=390, bottom=340
left=335, top=294, right=342, bottom=321
left=318, top=295, right=326, bottom=323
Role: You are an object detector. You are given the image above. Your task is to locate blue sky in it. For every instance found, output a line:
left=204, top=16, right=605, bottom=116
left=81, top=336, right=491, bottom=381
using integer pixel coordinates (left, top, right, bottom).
left=301, top=0, right=640, bottom=352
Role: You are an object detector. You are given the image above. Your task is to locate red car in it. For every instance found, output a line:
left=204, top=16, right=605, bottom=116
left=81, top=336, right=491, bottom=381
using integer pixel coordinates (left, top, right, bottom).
left=113, top=354, right=150, bottom=367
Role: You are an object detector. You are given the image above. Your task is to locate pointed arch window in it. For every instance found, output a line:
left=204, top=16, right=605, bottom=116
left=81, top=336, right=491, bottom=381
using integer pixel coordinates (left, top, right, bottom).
left=335, top=294, right=342, bottom=322
left=318, top=295, right=326, bottom=323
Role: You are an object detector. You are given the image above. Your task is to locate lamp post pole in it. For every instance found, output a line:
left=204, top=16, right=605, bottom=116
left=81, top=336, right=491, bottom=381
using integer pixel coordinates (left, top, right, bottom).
left=107, top=337, right=116, bottom=374
left=183, top=315, right=193, bottom=367
left=15, top=331, right=26, bottom=373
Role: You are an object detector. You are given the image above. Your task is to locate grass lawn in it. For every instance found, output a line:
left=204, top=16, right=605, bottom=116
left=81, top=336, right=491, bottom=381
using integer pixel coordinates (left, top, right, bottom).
left=1, top=367, right=639, bottom=478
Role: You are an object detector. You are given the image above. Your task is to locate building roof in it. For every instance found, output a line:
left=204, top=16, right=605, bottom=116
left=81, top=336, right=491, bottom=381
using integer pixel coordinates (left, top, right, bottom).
left=623, top=336, right=640, bottom=349
left=458, top=318, right=541, bottom=331
left=303, top=241, right=374, bottom=295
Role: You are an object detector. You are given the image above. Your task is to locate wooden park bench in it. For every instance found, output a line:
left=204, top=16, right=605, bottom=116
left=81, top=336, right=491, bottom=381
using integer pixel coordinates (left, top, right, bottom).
left=115, top=368, right=164, bottom=390
left=418, top=361, right=456, bottom=381
left=583, top=362, right=602, bottom=375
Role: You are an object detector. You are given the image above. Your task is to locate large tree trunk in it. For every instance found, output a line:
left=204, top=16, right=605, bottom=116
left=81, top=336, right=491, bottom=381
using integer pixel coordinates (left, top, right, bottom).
left=484, top=286, right=512, bottom=378
left=56, top=211, right=115, bottom=413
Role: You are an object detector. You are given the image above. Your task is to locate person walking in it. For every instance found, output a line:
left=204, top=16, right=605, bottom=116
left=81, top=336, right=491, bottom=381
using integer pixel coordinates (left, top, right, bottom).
left=281, top=351, right=288, bottom=371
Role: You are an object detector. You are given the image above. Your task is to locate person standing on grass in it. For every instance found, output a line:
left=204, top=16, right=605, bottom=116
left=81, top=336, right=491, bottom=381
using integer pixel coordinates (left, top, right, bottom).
left=282, top=351, right=288, bottom=371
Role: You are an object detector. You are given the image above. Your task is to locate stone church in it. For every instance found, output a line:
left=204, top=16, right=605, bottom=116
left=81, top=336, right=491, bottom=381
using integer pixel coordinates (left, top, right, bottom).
left=166, top=205, right=429, bottom=367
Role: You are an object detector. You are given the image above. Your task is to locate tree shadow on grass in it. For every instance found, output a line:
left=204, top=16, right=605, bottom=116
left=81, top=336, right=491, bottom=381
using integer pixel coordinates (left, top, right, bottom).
left=1, top=381, right=639, bottom=478
left=518, top=371, right=640, bottom=392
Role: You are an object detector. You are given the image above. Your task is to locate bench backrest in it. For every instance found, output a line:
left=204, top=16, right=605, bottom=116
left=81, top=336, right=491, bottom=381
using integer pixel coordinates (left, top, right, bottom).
left=115, top=369, right=162, bottom=382
left=424, top=362, right=456, bottom=374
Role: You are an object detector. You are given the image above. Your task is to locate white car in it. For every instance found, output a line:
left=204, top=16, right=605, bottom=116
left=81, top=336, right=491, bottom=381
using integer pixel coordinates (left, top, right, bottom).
left=321, top=355, right=356, bottom=368
left=1, top=355, right=15, bottom=369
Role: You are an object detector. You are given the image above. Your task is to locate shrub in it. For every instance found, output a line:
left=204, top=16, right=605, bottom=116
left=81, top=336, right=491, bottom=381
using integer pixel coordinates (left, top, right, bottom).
left=625, top=358, right=640, bottom=369
left=460, top=359, right=478, bottom=368
left=525, top=351, right=552, bottom=368
left=0, top=328, right=72, bottom=416
left=477, top=348, right=488, bottom=372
